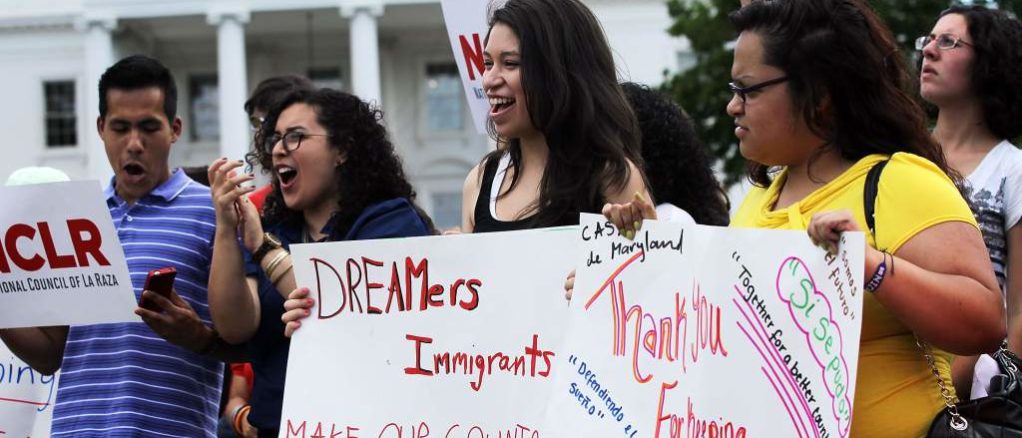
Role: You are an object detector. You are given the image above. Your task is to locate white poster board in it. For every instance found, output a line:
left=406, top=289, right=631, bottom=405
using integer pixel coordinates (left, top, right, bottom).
left=440, top=0, right=491, bottom=134
left=546, top=214, right=865, bottom=437
left=0, top=342, right=58, bottom=437
left=0, top=181, right=136, bottom=329
left=280, top=216, right=865, bottom=437
left=279, top=228, right=575, bottom=437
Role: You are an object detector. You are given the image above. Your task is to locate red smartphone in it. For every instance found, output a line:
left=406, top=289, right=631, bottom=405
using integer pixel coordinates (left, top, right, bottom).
left=139, top=267, right=177, bottom=311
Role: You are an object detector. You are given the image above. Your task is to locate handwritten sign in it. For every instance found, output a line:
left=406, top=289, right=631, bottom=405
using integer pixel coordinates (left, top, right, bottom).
left=440, top=0, right=491, bottom=133
left=279, top=228, right=576, bottom=437
left=0, top=342, right=58, bottom=437
left=0, top=181, right=136, bottom=329
left=546, top=214, right=865, bottom=437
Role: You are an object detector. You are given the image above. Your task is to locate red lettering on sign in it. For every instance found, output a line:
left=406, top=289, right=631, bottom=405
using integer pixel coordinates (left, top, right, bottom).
left=459, top=33, right=484, bottom=81
left=0, top=219, right=109, bottom=273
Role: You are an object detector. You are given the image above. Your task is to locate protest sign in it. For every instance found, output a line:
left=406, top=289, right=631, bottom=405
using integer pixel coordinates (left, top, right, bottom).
left=440, top=0, right=491, bottom=133
left=279, top=228, right=575, bottom=438
left=0, top=181, right=136, bottom=329
left=547, top=214, right=865, bottom=437
left=0, top=342, right=58, bottom=437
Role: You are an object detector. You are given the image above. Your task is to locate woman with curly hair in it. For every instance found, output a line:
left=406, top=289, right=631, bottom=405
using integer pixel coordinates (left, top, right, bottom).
left=918, top=5, right=1022, bottom=398
left=620, top=82, right=730, bottom=226
left=461, top=0, right=649, bottom=233
left=206, top=88, right=432, bottom=437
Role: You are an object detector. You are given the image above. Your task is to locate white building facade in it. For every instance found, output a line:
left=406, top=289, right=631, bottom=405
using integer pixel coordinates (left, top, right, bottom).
left=0, top=0, right=690, bottom=228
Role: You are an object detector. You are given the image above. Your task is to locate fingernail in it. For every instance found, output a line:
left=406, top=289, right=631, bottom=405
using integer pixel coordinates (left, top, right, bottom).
left=305, top=309, right=310, bottom=316
left=306, top=299, right=314, bottom=306
left=633, top=221, right=641, bottom=231
left=626, top=230, right=635, bottom=240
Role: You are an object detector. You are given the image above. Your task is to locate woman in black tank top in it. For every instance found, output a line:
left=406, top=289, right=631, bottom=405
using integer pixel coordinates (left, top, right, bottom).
left=473, top=155, right=536, bottom=232
left=463, top=0, right=651, bottom=234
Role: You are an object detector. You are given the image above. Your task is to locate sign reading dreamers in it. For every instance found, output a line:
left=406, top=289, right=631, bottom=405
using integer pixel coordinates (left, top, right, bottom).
left=279, top=214, right=865, bottom=437
left=280, top=228, right=576, bottom=438
left=0, top=181, right=136, bottom=329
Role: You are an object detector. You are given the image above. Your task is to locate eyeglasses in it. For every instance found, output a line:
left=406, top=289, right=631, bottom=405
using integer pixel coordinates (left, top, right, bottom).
left=728, top=76, right=789, bottom=104
left=915, top=33, right=973, bottom=51
left=263, top=131, right=329, bottom=154
left=248, top=115, right=264, bottom=131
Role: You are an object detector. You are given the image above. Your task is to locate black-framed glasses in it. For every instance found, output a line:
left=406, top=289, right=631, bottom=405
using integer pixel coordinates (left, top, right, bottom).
left=728, top=76, right=789, bottom=104
left=263, top=131, right=329, bottom=154
left=915, top=33, right=973, bottom=51
left=248, top=115, right=265, bottom=131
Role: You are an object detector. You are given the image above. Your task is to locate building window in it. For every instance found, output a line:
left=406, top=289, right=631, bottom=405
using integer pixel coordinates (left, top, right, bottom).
left=308, top=67, right=343, bottom=91
left=189, top=74, right=219, bottom=142
left=43, top=81, right=77, bottom=148
left=424, top=63, right=463, bottom=132
left=431, top=192, right=462, bottom=230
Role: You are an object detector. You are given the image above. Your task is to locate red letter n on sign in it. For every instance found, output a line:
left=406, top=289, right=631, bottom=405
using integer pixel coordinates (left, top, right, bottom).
left=460, top=33, right=484, bottom=80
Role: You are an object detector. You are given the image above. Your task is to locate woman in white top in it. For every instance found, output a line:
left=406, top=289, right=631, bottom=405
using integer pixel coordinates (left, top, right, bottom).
left=918, top=4, right=1022, bottom=397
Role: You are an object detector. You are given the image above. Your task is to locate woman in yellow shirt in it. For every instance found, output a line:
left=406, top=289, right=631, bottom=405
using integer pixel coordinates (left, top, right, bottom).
left=604, top=0, right=1005, bottom=435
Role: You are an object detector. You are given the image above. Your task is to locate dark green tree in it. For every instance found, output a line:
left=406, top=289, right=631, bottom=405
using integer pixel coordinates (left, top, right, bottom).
left=662, top=0, right=1016, bottom=186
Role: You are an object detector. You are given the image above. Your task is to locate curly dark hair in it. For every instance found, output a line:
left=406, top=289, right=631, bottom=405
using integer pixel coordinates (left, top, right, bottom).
left=249, top=88, right=434, bottom=237
left=935, top=5, right=1022, bottom=140
left=483, top=0, right=644, bottom=227
left=620, top=83, right=730, bottom=226
left=731, top=0, right=953, bottom=187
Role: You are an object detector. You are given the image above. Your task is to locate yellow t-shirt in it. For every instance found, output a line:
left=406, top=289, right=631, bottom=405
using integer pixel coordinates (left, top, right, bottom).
left=732, top=152, right=977, bottom=437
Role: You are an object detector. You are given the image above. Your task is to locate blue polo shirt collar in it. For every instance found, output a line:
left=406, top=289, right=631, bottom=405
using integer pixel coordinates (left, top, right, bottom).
left=104, top=168, right=191, bottom=203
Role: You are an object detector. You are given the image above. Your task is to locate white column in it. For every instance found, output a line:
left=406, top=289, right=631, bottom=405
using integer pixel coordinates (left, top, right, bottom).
left=77, top=15, right=117, bottom=182
left=341, top=4, right=384, bottom=105
left=207, top=10, right=250, bottom=161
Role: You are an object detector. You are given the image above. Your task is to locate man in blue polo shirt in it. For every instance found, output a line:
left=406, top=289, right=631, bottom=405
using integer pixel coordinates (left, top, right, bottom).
left=0, top=55, right=224, bottom=437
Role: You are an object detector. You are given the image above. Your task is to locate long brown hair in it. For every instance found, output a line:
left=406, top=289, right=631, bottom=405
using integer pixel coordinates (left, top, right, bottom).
left=482, top=0, right=644, bottom=227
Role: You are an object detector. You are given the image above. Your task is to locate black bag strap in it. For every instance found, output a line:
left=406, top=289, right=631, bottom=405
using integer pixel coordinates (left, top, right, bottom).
left=863, top=159, right=889, bottom=237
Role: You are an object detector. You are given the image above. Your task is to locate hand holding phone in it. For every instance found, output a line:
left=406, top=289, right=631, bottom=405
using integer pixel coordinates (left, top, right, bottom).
left=140, top=267, right=177, bottom=312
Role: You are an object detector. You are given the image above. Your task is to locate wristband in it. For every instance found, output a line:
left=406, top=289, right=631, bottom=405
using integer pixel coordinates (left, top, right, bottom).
left=865, top=252, right=888, bottom=293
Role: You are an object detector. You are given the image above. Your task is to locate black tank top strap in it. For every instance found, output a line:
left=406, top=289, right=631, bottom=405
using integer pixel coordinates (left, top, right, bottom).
left=473, top=155, right=534, bottom=233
